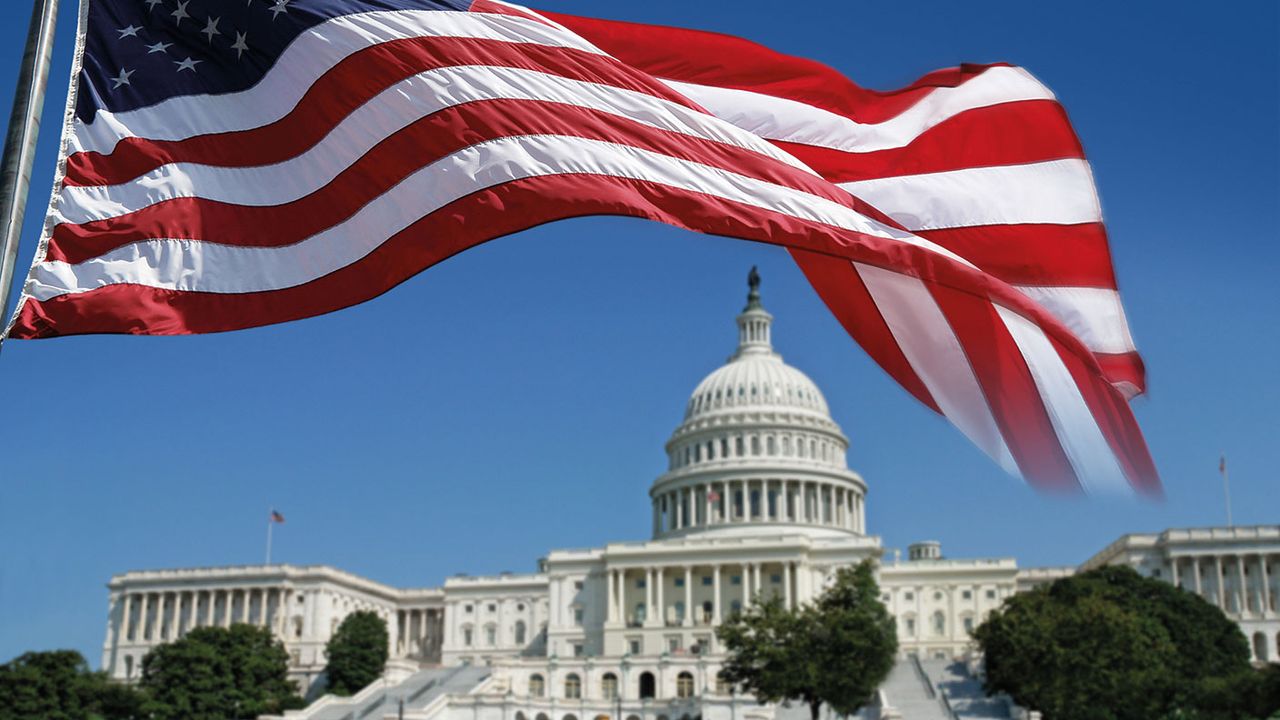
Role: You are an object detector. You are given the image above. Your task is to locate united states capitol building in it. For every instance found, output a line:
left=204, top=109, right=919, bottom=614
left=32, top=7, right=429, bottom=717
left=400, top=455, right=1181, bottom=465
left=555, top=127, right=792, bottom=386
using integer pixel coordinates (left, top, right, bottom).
left=100, top=274, right=1280, bottom=720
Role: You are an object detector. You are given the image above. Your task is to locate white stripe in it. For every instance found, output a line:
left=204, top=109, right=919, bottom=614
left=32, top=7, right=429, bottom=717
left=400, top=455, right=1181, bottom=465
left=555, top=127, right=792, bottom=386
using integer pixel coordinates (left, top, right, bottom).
left=856, top=262, right=1019, bottom=476
left=994, top=305, right=1132, bottom=495
left=836, top=159, right=1101, bottom=231
left=1015, top=285, right=1137, bottom=355
left=72, top=10, right=608, bottom=156
left=28, top=134, right=970, bottom=300
left=662, top=66, right=1055, bottom=153
left=59, top=65, right=814, bottom=224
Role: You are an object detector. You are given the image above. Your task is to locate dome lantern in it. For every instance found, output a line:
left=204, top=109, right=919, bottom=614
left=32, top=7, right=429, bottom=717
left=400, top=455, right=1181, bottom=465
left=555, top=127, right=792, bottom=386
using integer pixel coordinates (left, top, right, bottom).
left=732, top=266, right=774, bottom=360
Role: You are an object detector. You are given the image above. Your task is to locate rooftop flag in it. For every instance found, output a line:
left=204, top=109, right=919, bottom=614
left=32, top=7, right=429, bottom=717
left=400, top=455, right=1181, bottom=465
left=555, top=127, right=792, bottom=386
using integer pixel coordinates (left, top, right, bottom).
left=1, top=0, right=1157, bottom=496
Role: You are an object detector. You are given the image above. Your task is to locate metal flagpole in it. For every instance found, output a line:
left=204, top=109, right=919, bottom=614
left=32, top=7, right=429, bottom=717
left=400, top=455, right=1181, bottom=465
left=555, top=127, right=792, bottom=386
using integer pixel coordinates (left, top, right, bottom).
left=265, top=510, right=274, bottom=565
left=0, top=0, right=61, bottom=334
left=1220, top=454, right=1232, bottom=528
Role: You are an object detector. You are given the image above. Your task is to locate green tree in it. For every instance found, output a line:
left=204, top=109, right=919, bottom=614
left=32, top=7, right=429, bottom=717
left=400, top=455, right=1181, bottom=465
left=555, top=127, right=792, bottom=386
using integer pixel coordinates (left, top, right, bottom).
left=139, top=624, right=303, bottom=720
left=324, top=610, right=389, bottom=696
left=717, top=560, right=897, bottom=720
left=0, top=649, right=141, bottom=720
left=973, top=565, right=1268, bottom=720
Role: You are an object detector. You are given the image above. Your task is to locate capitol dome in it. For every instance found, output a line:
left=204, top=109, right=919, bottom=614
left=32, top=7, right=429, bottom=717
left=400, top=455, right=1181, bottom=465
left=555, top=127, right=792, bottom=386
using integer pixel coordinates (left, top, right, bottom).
left=650, top=269, right=867, bottom=540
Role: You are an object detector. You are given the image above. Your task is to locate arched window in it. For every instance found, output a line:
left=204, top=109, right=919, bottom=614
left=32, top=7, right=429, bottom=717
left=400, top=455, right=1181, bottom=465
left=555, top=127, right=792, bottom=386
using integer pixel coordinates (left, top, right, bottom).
left=677, top=672, right=695, bottom=698
left=516, top=713, right=528, bottom=720
left=707, top=441, right=714, bottom=460
left=462, top=625, right=474, bottom=646
left=715, top=671, right=732, bottom=696
left=735, top=436, right=744, bottom=456
left=564, top=714, right=579, bottom=720
left=694, top=445, right=701, bottom=462
left=514, top=620, right=527, bottom=645
left=565, top=673, right=582, bottom=699
left=536, top=714, right=550, bottom=720
left=720, top=438, right=728, bottom=458
left=751, top=436, right=761, bottom=455
left=639, top=671, right=656, bottom=699
left=798, top=439, right=807, bottom=458
left=529, top=674, right=545, bottom=697
left=485, top=624, right=497, bottom=646
left=933, top=611, right=946, bottom=636
left=602, top=672, right=618, bottom=699
left=782, top=436, right=791, bottom=455
left=766, top=435, right=776, bottom=455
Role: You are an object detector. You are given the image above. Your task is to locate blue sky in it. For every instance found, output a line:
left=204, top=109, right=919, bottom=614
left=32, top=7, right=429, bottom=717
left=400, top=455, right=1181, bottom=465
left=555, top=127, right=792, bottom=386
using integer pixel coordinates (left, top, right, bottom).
left=0, top=0, right=1276, bottom=667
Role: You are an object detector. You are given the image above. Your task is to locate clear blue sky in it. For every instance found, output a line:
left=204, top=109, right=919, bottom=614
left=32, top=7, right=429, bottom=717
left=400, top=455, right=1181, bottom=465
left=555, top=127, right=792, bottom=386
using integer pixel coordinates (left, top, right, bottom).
left=0, top=0, right=1276, bottom=667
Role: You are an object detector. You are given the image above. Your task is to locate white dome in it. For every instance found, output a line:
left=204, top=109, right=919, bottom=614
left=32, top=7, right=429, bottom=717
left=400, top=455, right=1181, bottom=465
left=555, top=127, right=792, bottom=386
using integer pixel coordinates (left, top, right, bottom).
left=649, top=269, right=867, bottom=541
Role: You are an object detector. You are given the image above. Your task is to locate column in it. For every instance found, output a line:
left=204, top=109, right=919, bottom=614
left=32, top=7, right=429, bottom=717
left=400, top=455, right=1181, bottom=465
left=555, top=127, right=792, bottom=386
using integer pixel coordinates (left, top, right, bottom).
left=683, top=567, right=693, bottom=627
left=703, top=485, right=713, bottom=527
left=1172, top=557, right=1180, bottom=589
left=607, top=570, right=617, bottom=624
left=1215, top=556, right=1225, bottom=609
left=258, top=589, right=268, bottom=626
left=1236, top=556, right=1247, bottom=614
left=741, top=564, right=751, bottom=607
left=139, top=593, right=151, bottom=641
left=656, top=567, right=665, bottom=626
left=120, top=594, right=133, bottom=643
left=1261, top=554, right=1272, bottom=615
left=712, top=565, right=722, bottom=624
left=241, top=589, right=251, bottom=623
left=1194, top=558, right=1203, bottom=596
left=645, top=568, right=656, bottom=627
left=783, top=562, right=793, bottom=609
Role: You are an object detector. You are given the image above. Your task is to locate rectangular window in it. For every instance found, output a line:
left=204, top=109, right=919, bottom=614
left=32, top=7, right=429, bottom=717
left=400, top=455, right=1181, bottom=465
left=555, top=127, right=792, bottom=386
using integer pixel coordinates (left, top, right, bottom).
left=574, top=581, right=584, bottom=591
left=636, top=579, right=646, bottom=589
left=573, top=643, right=584, bottom=657
left=986, top=590, right=996, bottom=599
left=731, top=576, right=741, bottom=585
left=905, top=619, right=915, bottom=635
left=667, top=636, right=682, bottom=652
left=770, top=574, right=782, bottom=584
left=962, top=590, right=972, bottom=600
left=629, top=638, right=642, bottom=655
left=963, top=617, right=974, bottom=632
left=701, top=576, right=713, bottom=586
left=904, top=592, right=914, bottom=601
left=573, top=608, right=584, bottom=626
left=487, top=604, right=496, bottom=613
left=675, top=578, right=685, bottom=588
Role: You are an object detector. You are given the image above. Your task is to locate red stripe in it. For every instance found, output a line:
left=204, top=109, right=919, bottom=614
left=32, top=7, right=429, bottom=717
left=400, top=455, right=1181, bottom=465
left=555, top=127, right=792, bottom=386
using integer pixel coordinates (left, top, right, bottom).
left=50, top=97, right=847, bottom=265
left=928, top=283, right=1082, bottom=493
left=468, top=0, right=557, bottom=27
left=789, top=249, right=941, bottom=414
left=544, top=11, right=1009, bottom=125
left=1050, top=333, right=1162, bottom=496
left=915, top=223, right=1118, bottom=289
left=774, top=100, right=1084, bottom=183
left=65, top=35, right=708, bottom=187
left=1094, top=351, right=1146, bottom=397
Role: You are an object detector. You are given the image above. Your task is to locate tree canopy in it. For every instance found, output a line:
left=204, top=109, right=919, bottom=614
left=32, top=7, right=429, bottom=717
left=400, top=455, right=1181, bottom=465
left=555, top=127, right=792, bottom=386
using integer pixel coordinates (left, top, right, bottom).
left=974, top=565, right=1279, bottom=720
left=324, top=610, right=389, bottom=696
left=0, top=650, right=141, bottom=720
left=139, top=624, right=303, bottom=720
left=716, top=560, right=897, bottom=720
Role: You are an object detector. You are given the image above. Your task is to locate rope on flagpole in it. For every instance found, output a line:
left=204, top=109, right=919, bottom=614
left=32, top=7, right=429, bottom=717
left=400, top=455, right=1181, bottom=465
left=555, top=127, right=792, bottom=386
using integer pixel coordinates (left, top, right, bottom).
left=266, top=510, right=274, bottom=565
left=1220, top=454, right=1233, bottom=528
left=0, top=0, right=61, bottom=345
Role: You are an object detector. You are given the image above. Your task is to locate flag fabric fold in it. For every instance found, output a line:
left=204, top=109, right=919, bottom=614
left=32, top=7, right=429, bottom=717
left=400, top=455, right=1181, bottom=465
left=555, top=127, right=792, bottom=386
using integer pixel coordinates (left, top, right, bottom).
left=3, top=0, right=1158, bottom=496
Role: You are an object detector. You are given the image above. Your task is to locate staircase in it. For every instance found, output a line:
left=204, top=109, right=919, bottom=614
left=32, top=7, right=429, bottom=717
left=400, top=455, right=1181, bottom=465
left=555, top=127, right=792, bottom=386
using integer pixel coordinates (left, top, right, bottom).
left=272, top=665, right=490, bottom=720
left=879, top=658, right=949, bottom=720
left=917, top=660, right=1012, bottom=720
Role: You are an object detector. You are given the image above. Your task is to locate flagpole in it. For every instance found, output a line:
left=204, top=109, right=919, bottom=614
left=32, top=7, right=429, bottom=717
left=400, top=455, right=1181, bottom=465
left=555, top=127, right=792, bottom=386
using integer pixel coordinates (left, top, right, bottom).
left=0, top=0, right=61, bottom=335
left=265, top=511, right=274, bottom=565
left=1221, top=454, right=1233, bottom=528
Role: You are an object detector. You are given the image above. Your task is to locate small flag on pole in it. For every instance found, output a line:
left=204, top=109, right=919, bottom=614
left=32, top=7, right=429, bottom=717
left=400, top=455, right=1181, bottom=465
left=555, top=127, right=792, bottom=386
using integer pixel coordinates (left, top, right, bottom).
left=1219, top=456, right=1226, bottom=475
left=270, top=510, right=285, bottom=523
left=707, top=491, right=721, bottom=503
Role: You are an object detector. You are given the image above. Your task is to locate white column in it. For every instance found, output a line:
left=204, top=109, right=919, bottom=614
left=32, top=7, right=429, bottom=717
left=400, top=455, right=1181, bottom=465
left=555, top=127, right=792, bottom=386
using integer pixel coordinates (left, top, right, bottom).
left=1194, top=558, right=1203, bottom=596
left=241, top=589, right=251, bottom=623
left=683, top=567, right=693, bottom=627
left=783, top=562, right=793, bottom=609
left=656, top=567, right=665, bottom=626
left=1262, top=555, right=1272, bottom=615
left=712, top=565, right=722, bottom=623
left=139, top=593, right=151, bottom=642
left=645, top=568, right=657, bottom=627
left=1215, top=556, right=1226, bottom=609
left=704, top=485, right=713, bottom=526
left=1236, top=556, right=1247, bottom=614
left=607, top=569, right=617, bottom=624
left=119, top=594, right=133, bottom=643
left=1172, top=557, right=1180, bottom=589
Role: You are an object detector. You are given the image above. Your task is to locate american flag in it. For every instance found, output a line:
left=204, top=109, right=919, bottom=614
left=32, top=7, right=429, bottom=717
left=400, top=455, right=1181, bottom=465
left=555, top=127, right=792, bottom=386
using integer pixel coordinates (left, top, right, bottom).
left=3, top=0, right=1158, bottom=496
left=270, top=509, right=285, bottom=523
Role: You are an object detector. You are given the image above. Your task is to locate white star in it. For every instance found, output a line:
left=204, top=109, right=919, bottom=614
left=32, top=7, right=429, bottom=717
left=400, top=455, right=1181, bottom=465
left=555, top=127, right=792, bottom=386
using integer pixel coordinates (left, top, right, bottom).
left=201, top=16, right=221, bottom=42
left=269, top=0, right=289, bottom=19
left=145, top=40, right=172, bottom=54
left=231, top=31, right=249, bottom=59
left=174, top=56, right=202, bottom=73
left=111, top=67, right=135, bottom=89
left=144, top=0, right=163, bottom=11
left=117, top=24, right=141, bottom=38
left=171, top=0, right=190, bottom=25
